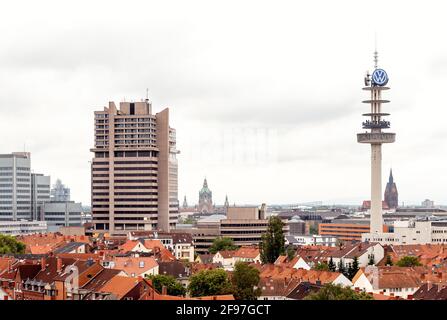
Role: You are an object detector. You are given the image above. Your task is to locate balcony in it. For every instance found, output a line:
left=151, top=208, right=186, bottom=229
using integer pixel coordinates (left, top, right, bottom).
left=362, top=120, right=390, bottom=129
left=357, top=132, right=396, bottom=144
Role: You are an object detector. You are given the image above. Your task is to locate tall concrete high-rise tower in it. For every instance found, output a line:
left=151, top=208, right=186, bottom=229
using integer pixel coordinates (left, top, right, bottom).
left=91, top=100, right=179, bottom=235
left=357, top=51, right=395, bottom=234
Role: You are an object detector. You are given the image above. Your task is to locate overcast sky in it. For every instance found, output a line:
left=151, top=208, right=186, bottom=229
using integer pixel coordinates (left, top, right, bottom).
left=1, top=0, right=446, bottom=207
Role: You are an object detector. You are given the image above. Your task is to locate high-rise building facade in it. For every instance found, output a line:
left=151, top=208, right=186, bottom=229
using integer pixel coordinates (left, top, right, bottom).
left=50, top=179, right=71, bottom=202
left=31, top=173, right=51, bottom=220
left=90, top=100, right=179, bottom=235
left=384, top=169, right=398, bottom=209
left=0, top=152, right=32, bottom=221
left=0, top=152, right=52, bottom=223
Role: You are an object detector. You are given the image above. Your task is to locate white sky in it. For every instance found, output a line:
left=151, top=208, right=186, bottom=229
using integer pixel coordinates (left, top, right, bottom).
left=1, top=0, right=446, bottom=206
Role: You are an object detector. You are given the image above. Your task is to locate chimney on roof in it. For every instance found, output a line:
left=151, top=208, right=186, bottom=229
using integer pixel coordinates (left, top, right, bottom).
left=161, top=285, right=167, bottom=296
left=57, top=258, right=63, bottom=273
left=41, top=257, right=46, bottom=272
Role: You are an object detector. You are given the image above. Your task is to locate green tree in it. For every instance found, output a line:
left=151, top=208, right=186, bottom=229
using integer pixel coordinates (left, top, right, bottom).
left=188, top=269, right=233, bottom=297
left=328, top=257, right=336, bottom=272
left=231, top=262, right=261, bottom=300
left=304, top=283, right=374, bottom=300
left=147, top=274, right=186, bottom=296
left=337, top=258, right=346, bottom=276
left=396, top=256, right=422, bottom=267
left=286, top=245, right=296, bottom=261
left=348, top=256, right=359, bottom=280
left=309, top=225, right=318, bottom=235
left=208, top=237, right=238, bottom=254
left=259, top=216, right=285, bottom=264
left=313, top=262, right=330, bottom=271
left=0, top=235, right=25, bottom=254
left=385, top=254, right=393, bottom=266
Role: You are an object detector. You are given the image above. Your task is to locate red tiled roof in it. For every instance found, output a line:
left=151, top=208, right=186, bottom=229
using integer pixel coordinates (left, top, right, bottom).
left=82, top=268, right=124, bottom=292
left=234, top=247, right=260, bottom=259
left=217, top=250, right=237, bottom=259
left=98, top=275, right=140, bottom=299
left=109, top=256, right=158, bottom=277
left=118, top=240, right=142, bottom=252
left=257, top=264, right=342, bottom=284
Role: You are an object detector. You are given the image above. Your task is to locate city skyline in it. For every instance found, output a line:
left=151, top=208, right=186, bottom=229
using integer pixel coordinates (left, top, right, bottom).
left=1, top=1, right=447, bottom=206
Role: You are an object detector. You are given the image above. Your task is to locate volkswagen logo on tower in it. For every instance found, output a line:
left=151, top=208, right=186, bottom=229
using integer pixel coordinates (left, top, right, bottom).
left=371, top=68, right=389, bottom=86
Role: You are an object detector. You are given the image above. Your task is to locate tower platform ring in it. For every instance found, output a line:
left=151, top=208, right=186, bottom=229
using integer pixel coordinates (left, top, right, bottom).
left=362, top=87, right=390, bottom=91
left=357, top=132, right=396, bottom=144
left=362, top=99, right=390, bottom=103
left=362, top=113, right=390, bottom=116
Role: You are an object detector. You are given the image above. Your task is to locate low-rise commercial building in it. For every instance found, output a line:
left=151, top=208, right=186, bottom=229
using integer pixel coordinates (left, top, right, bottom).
left=220, top=205, right=289, bottom=247
left=0, top=220, right=47, bottom=235
left=43, top=201, right=83, bottom=232
left=319, top=222, right=372, bottom=242
left=362, top=220, right=447, bottom=245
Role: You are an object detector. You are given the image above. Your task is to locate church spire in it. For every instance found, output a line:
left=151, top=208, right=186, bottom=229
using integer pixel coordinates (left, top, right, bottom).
left=203, top=177, right=208, bottom=188
left=182, top=195, right=188, bottom=208
left=389, top=168, right=394, bottom=184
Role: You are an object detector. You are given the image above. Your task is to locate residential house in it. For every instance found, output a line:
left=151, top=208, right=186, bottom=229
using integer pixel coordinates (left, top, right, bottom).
left=53, top=242, right=90, bottom=254
left=158, top=261, right=191, bottom=288
left=328, top=242, right=384, bottom=269
left=285, top=282, right=324, bottom=300
left=233, top=247, right=261, bottom=265
left=102, top=256, right=159, bottom=278
left=352, top=265, right=421, bottom=299
left=212, top=250, right=236, bottom=270
left=195, top=253, right=214, bottom=264
left=412, top=283, right=447, bottom=300
left=171, top=233, right=194, bottom=262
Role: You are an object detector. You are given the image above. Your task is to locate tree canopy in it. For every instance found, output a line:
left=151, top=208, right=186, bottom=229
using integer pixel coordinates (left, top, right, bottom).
left=259, top=216, right=285, bottom=264
left=304, top=283, right=374, bottom=300
left=188, top=269, right=233, bottom=297
left=146, top=274, right=186, bottom=296
left=396, top=256, right=422, bottom=267
left=286, top=245, right=296, bottom=261
left=347, top=256, right=360, bottom=280
left=231, top=262, right=261, bottom=300
left=313, top=262, right=330, bottom=271
left=208, top=237, right=238, bottom=254
left=0, top=234, right=25, bottom=254
left=328, top=257, right=336, bottom=272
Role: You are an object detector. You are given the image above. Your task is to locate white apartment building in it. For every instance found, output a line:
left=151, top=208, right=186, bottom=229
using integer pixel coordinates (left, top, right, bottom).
left=285, top=235, right=338, bottom=247
left=362, top=220, right=447, bottom=245
left=0, top=220, right=47, bottom=235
